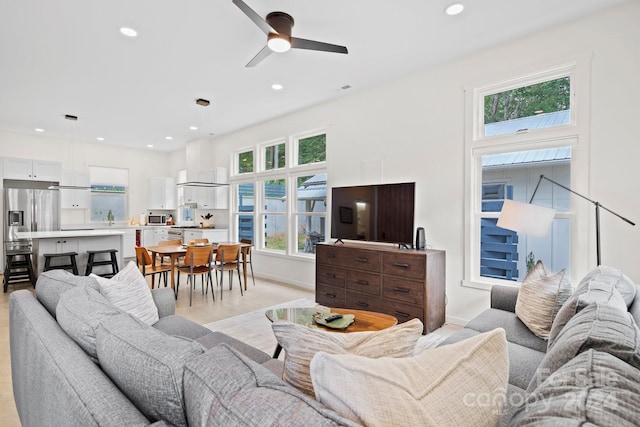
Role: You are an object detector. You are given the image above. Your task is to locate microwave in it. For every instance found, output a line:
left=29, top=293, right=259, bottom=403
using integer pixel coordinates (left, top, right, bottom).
left=147, top=214, right=166, bottom=225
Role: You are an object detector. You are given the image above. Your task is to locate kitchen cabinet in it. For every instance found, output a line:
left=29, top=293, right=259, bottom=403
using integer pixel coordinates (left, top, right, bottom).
left=197, top=168, right=228, bottom=209
left=178, top=185, right=197, bottom=205
left=3, top=157, right=62, bottom=181
left=60, top=171, right=90, bottom=209
left=184, top=228, right=228, bottom=244
left=111, top=228, right=136, bottom=258
left=37, top=238, right=81, bottom=260
left=142, top=229, right=155, bottom=247
left=147, top=177, right=176, bottom=209
left=153, top=227, right=170, bottom=245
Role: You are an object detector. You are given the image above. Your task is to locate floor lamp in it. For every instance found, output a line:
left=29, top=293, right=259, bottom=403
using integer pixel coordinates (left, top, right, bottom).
left=497, top=174, right=636, bottom=266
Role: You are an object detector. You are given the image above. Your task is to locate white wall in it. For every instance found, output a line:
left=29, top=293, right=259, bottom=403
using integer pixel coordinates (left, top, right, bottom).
left=197, top=1, right=640, bottom=323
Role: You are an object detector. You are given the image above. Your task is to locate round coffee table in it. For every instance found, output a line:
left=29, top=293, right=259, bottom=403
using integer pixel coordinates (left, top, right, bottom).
left=265, top=306, right=398, bottom=358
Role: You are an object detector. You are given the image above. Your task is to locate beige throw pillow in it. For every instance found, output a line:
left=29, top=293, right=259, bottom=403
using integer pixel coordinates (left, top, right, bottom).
left=515, top=261, right=572, bottom=338
left=92, top=261, right=159, bottom=325
left=310, top=328, right=509, bottom=427
left=272, top=318, right=423, bottom=396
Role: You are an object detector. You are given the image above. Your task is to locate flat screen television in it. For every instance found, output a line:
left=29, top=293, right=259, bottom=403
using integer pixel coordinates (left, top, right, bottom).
left=331, top=182, right=415, bottom=245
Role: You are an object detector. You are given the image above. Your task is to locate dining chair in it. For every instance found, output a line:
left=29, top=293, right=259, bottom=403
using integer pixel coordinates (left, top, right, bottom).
left=212, top=243, right=243, bottom=299
left=135, top=246, right=172, bottom=289
left=158, top=239, right=183, bottom=264
left=176, top=246, right=214, bottom=306
left=194, top=238, right=209, bottom=244
left=240, top=239, right=255, bottom=287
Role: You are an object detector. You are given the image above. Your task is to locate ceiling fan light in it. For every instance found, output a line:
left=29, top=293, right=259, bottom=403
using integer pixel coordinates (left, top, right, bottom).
left=267, top=34, right=291, bottom=53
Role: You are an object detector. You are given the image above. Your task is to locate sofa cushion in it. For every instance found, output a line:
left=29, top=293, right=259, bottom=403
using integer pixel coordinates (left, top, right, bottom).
left=272, top=318, right=423, bottom=396
left=512, top=350, right=640, bottom=426
left=153, top=314, right=213, bottom=340
left=195, top=331, right=271, bottom=364
left=56, top=285, right=123, bottom=361
left=528, top=301, right=640, bottom=392
left=92, top=261, right=159, bottom=325
left=182, top=344, right=359, bottom=427
left=576, top=265, right=636, bottom=306
left=515, top=262, right=572, bottom=339
left=96, top=313, right=205, bottom=427
left=548, top=280, right=628, bottom=348
left=35, top=269, right=99, bottom=317
left=310, top=329, right=509, bottom=427
left=466, top=308, right=548, bottom=353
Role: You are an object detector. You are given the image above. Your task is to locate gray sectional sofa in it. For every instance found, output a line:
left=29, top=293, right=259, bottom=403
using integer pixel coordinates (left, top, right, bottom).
left=441, top=267, right=640, bottom=426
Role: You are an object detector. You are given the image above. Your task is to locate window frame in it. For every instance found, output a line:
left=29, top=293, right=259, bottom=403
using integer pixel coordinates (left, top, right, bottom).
left=463, top=57, right=592, bottom=290
left=259, top=138, right=287, bottom=172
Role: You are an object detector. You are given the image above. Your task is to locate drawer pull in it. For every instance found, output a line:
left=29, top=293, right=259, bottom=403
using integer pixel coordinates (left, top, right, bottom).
left=324, top=293, right=337, bottom=298
left=356, top=280, right=369, bottom=285
left=355, top=257, right=369, bottom=263
left=356, top=301, right=369, bottom=308
left=393, top=262, right=410, bottom=269
left=393, top=311, right=410, bottom=318
left=393, top=287, right=410, bottom=293
left=326, top=273, right=336, bottom=279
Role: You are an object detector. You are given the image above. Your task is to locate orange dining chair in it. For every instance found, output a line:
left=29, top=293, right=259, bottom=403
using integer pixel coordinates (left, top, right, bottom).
left=240, top=239, right=255, bottom=287
left=135, top=246, right=172, bottom=289
left=212, top=243, right=243, bottom=299
left=176, top=245, right=214, bottom=306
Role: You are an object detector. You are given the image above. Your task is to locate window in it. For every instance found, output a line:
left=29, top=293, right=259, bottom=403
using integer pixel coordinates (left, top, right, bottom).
left=464, top=60, right=589, bottom=289
left=231, top=131, right=327, bottom=258
left=237, top=150, right=254, bottom=174
left=89, top=166, right=128, bottom=223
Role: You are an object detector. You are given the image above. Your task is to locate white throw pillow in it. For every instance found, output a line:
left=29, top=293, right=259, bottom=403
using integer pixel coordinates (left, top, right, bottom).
left=310, top=328, right=509, bottom=427
left=92, top=261, right=159, bottom=325
left=272, top=318, right=423, bottom=396
left=515, top=260, right=572, bottom=338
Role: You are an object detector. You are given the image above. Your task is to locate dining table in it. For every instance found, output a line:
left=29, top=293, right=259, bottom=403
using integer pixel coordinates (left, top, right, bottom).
left=146, top=242, right=252, bottom=292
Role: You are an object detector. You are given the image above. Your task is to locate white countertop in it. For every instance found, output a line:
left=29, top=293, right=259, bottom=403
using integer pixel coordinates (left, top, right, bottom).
left=16, top=229, right=125, bottom=239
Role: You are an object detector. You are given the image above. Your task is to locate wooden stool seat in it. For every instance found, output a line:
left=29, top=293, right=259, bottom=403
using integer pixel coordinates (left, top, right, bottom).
left=43, top=252, right=79, bottom=275
left=3, top=250, right=36, bottom=292
left=84, top=249, right=119, bottom=277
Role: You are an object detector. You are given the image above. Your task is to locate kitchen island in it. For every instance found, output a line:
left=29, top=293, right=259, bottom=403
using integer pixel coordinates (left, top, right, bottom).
left=16, top=229, right=125, bottom=277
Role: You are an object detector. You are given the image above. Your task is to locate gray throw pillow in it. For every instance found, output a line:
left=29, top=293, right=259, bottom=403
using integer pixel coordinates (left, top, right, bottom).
left=96, top=313, right=205, bottom=427
left=529, top=302, right=640, bottom=392
left=576, top=266, right=636, bottom=306
left=513, top=350, right=640, bottom=425
left=35, top=269, right=99, bottom=317
left=182, top=344, right=359, bottom=427
left=56, top=285, right=123, bottom=361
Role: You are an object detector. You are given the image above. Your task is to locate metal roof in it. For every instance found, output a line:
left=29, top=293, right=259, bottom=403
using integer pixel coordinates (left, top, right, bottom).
left=484, top=110, right=570, bottom=137
left=483, top=147, right=571, bottom=168
left=297, top=173, right=327, bottom=201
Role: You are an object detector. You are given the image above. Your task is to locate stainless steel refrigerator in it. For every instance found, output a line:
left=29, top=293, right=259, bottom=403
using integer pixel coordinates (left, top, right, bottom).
left=3, top=179, right=60, bottom=253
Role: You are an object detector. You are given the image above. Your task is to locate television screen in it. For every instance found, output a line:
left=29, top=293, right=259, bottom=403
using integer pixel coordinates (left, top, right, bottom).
left=331, top=182, right=415, bottom=245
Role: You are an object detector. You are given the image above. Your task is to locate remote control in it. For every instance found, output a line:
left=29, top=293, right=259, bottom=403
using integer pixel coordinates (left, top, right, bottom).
left=324, top=314, right=344, bottom=323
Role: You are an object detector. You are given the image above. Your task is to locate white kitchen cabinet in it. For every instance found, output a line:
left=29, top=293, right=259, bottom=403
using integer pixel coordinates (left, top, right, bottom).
left=184, top=228, right=228, bottom=244
left=112, top=228, right=136, bottom=259
left=60, top=171, right=90, bottom=209
left=38, top=238, right=80, bottom=259
left=153, top=227, right=170, bottom=245
left=147, top=177, right=176, bottom=209
left=178, top=186, right=198, bottom=205
left=197, top=168, right=228, bottom=209
left=3, top=157, right=62, bottom=181
left=142, top=229, right=155, bottom=247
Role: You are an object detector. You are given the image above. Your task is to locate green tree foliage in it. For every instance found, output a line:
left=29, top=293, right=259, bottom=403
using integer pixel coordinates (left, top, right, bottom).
left=484, top=77, right=570, bottom=124
left=298, top=134, right=326, bottom=165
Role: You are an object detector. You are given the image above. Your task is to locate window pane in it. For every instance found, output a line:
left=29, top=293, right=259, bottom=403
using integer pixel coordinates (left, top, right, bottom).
left=263, top=179, right=286, bottom=213
left=481, top=147, right=571, bottom=281
left=297, top=215, right=325, bottom=254
left=238, top=150, right=254, bottom=174
left=298, top=134, right=326, bottom=165
left=484, top=76, right=570, bottom=137
left=263, top=214, right=286, bottom=252
left=264, top=143, right=286, bottom=170
left=237, top=183, right=254, bottom=242
left=296, top=174, right=326, bottom=213
left=91, top=192, right=126, bottom=222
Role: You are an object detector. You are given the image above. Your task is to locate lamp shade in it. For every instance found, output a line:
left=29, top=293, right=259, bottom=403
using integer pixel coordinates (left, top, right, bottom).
left=497, top=199, right=556, bottom=238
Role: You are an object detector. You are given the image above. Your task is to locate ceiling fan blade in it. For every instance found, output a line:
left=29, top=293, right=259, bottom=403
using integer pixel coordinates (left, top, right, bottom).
left=246, top=45, right=273, bottom=67
left=232, top=0, right=277, bottom=35
left=290, top=37, right=348, bottom=54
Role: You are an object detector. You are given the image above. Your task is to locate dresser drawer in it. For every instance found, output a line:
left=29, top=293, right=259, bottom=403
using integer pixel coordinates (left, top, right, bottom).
left=382, top=252, right=426, bottom=280
left=316, top=265, right=346, bottom=288
left=382, top=276, right=425, bottom=306
left=316, top=284, right=346, bottom=308
left=382, top=300, right=424, bottom=326
left=346, top=291, right=384, bottom=312
left=346, top=270, right=381, bottom=296
left=317, top=245, right=381, bottom=271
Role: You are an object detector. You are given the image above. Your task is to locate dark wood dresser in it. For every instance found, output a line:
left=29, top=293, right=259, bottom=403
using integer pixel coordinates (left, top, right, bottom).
left=315, top=242, right=446, bottom=334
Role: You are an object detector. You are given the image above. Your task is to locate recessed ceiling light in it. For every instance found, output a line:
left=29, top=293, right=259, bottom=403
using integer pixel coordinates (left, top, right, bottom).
left=119, top=27, right=138, bottom=37
left=34, top=128, right=44, bottom=132
left=165, top=136, right=173, bottom=140
left=445, top=3, right=464, bottom=15
left=272, top=83, right=284, bottom=91
left=96, top=137, right=105, bottom=141
left=189, top=126, right=198, bottom=131
left=147, top=144, right=154, bottom=148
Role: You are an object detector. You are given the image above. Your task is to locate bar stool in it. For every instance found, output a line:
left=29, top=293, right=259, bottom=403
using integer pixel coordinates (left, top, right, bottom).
left=3, top=250, right=36, bottom=292
left=43, top=252, right=79, bottom=275
left=84, top=249, right=119, bottom=278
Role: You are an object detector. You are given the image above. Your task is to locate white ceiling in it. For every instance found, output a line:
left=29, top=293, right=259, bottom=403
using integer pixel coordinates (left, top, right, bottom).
left=0, top=0, right=629, bottom=152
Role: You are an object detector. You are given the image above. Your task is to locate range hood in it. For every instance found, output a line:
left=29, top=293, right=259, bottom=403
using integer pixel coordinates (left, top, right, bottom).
left=176, top=181, right=228, bottom=188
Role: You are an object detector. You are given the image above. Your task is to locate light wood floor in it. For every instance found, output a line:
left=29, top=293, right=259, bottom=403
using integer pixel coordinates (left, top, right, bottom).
left=0, top=273, right=315, bottom=427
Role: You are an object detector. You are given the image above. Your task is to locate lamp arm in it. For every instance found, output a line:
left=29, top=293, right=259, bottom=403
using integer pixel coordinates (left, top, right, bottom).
left=530, top=175, right=635, bottom=226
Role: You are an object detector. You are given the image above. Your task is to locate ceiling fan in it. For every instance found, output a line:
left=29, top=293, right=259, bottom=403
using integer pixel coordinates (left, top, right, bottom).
left=232, top=0, right=349, bottom=67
